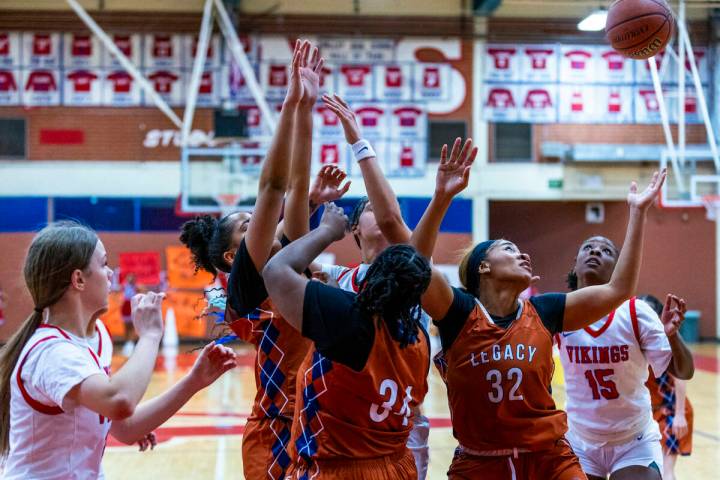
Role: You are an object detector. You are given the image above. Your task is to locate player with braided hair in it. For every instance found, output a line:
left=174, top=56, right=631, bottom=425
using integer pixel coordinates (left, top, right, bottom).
left=262, top=203, right=431, bottom=479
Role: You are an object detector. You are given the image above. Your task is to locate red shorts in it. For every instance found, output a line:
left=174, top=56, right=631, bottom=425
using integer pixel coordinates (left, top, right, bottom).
left=243, top=416, right=293, bottom=480
left=285, top=449, right=416, bottom=480
left=448, top=438, right=587, bottom=480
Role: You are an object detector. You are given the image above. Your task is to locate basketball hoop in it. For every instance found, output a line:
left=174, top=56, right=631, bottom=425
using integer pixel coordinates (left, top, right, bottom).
left=701, top=194, right=720, bottom=221
left=214, top=193, right=242, bottom=217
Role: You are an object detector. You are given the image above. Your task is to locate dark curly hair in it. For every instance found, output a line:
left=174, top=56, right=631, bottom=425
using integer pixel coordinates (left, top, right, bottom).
left=179, top=214, right=238, bottom=277
left=356, top=244, right=432, bottom=348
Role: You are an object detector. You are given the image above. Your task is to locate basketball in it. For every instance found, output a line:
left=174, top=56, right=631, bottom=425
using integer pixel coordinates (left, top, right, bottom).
left=605, top=0, right=674, bottom=59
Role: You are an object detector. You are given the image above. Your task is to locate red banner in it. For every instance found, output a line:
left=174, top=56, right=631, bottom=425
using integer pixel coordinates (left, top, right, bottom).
left=119, top=251, right=161, bottom=285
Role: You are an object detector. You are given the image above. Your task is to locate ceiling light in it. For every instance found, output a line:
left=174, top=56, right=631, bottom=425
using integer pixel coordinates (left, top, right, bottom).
left=578, top=9, right=608, bottom=32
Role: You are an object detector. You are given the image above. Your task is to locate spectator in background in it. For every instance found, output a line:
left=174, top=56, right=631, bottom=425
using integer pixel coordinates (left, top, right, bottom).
left=121, top=273, right=137, bottom=356
left=640, top=294, right=694, bottom=480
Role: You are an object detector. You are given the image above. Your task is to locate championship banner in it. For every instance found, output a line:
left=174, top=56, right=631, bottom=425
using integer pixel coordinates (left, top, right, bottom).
left=221, top=61, right=253, bottom=101
left=312, top=140, right=347, bottom=175
left=390, top=105, right=426, bottom=139
left=103, top=69, right=142, bottom=106
left=483, top=85, right=519, bottom=122
left=166, top=245, right=214, bottom=290
left=22, top=69, right=60, bottom=106
left=64, top=69, right=102, bottom=105
left=183, top=34, right=222, bottom=69
left=558, top=85, right=596, bottom=123
left=595, top=86, right=633, bottom=123
left=260, top=62, right=289, bottom=100
left=103, top=34, right=142, bottom=69
left=63, top=33, right=101, bottom=69
left=485, top=45, right=520, bottom=82
left=354, top=103, right=387, bottom=139
left=338, top=64, right=373, bottom=100
left=0, top=69, right=21, bottom=105
left=145, top=69, right=183, bottom=106
left=518, top=84, right=557, bottom=123
left=23, top=32, right=60, bottom=68
left=314, top=104, right=343, bottom=138
left=560, top=45, right=595, bottom=83
left=119, top=251, right=161, bottom=285
left=634, top=86, right=666, bottom=124
left=162, top=291, right=209, bottom=338
left=144, top=34, right=182, bottom=68
left=186, top=69, right=220, bottom=107
left=375, top=64, right=411, bottom=101
left=596, top=48, right=634, bottom=84
left=0, top=32, right=21, bottom=68
left=414, top=63, right=448, bottom=100
left=520, top=45, right=558, bottom=83
left=387, top=140, right=426, bottom=176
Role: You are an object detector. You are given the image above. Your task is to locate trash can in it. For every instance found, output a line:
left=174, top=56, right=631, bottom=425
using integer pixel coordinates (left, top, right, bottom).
left=680, top=310, right=700, bottom=343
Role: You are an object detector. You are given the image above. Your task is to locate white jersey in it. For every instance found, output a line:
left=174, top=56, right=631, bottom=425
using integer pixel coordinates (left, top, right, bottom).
left=320, top=263, right=431, bottom=330
left=4, top=321, right=113, bottom=480
left=556, top=297, right=672, bottom=445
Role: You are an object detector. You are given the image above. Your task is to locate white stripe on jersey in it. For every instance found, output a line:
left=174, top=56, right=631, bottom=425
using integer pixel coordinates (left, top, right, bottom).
left=557, top=298, right=672, bottom=445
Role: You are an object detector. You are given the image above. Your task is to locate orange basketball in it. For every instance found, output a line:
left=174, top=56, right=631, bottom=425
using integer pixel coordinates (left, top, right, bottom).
left=605, top=0, right=674, bottom=59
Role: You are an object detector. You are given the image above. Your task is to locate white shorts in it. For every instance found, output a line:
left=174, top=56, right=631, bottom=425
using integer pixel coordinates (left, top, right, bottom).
left=566, top=422, right=663, bottom=477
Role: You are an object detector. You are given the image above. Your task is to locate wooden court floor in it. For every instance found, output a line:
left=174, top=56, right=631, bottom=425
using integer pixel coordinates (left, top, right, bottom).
left=103, top=343, right=720, bottom=479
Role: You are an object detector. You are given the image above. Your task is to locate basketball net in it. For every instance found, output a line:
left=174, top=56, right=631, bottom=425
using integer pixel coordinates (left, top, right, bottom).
left=702, top=195, right=720, bottom=221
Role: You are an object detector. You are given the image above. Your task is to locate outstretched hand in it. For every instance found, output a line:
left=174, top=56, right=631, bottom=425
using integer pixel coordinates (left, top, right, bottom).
left=187, top=342, right=237, bottom=391
left=627, top=168, right=667, bottom=212
left=660, top=293, right=686, bottom=338
left=435, top=137, right=478, bottom=198
left=299, top=44, right=324, bottom=107
left=319, top=202, right=348, bottom=242
left=321, top=94, right=361, bottom=144
left=309, top=165, right=351, bottom=206
left=285, top=40, right=309, bottom=106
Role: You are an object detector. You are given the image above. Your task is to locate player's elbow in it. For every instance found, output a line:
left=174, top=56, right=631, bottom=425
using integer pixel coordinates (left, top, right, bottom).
left=261, top=260, right=285, bottom=292
left=106, top=394, right=135, bottom=421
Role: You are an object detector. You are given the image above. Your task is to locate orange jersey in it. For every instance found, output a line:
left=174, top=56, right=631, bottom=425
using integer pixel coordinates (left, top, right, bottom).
left=287, top=317, right=429, bottom=477
left=645, top=370, right=694, bottom=455
left=227, top=298, right=311, bottom=421
left=438, top=299, right=567, bottom=451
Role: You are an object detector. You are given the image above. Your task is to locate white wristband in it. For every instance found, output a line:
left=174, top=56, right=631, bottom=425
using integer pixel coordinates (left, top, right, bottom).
left=351, top=139, right=376, bottom=162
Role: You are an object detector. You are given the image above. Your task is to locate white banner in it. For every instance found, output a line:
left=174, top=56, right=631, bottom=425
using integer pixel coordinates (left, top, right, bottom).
left=22, top=69, right=60, bottom=105
left=483, top=85, right=519, bottom=122
left=144, top=34, right=182, bottom=68
left=338, top=64, right=373, bottom=100
left=183, top=34, right=222, bottom=69
left=414, top=63, right=448, bottom=100
left=595, top=86, right=633, bottom=123
left=558, top=85, right=596, bottom=123
left=387, top=140, right=427, bottom=176
left=102, top=69, right=142, bottom=105
left=390, top=105, right=426, bottom=139
left=64, top=68, right=102, bottom=105
left=560, top=46, right=595, bottom=83
left=596, top=48, right=634, bottom=84
left=354, top=103, right=387, bottom=139
left=0, top=68, right=20, bottom=105
left=145, top=69, right=183, bottom=105
left=485, top=45, right=519, bottom=82
left=521, top=45, right=558, bottom=82
left=63, top=33, right=101, bottom=68
left=103, top=34, right=142, bottom=69
left=23, top=33, right=60, bottom=68
left=375, top=64, right=411, bottom=101
left=0, top=32, right=21, bottom=68
left=519, top=84, right=557, bottom=123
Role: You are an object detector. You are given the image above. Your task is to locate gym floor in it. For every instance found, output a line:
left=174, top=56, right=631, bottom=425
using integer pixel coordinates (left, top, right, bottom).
left=102, top=343, right=720, bottom=479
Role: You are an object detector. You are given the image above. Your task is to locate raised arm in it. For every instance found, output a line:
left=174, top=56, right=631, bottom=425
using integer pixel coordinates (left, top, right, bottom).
left=66, top=293, right=164, bottom=421
left=263, top=203, right=348, bottom=331
left=410, top=138, right=477, bottom=320
left=244, top=40, right=306, bottom=271
left=564, top=169, right=667, bottom=331
left=283, top=45, right=323, bottom=241
left=322, top=93, right=410, bottom=243
left=660, top=294, right=694, bottom=379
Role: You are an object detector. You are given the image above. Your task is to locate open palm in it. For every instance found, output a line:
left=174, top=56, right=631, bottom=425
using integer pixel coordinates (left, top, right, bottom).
left=299, top=45, right=323, bottom=106
left=435, top=137, right=478, bottom=197
left=627, top=168, right=667, bottom=212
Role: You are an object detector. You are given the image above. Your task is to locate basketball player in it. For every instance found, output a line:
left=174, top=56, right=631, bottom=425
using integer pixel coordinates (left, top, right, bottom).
left=262, top=203, right=431, bottom=479
left=180, top=40, right=347, bottom=480
left=0, top=221, right=236, bottom=479
left=640, top=294, right=694, bottom=480
left=411, top=138, right=668, bottom=479
left=120, top=272, right=137, bottom=355
left=558, top=241, right=694, bottom=480
left=315, top=93, right=437, bottom=478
